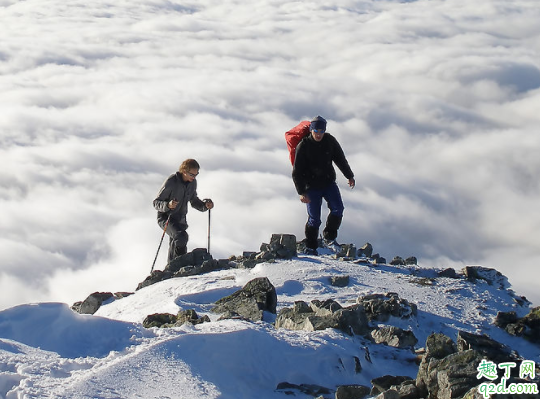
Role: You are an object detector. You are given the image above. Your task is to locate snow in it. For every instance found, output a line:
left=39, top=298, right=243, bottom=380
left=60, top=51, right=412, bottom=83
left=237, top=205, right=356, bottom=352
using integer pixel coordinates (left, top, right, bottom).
left=1, top=250, right=539, bottom=399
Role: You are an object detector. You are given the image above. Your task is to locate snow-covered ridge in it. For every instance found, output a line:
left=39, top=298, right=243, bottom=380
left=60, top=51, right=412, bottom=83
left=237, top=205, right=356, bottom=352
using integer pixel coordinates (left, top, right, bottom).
left=1, top=245, right=539, bottom=398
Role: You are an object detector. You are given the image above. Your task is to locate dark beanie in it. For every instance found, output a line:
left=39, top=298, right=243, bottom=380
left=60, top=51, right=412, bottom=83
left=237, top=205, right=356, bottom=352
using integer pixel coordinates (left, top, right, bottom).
left=310, top=116, right=327, bottom=131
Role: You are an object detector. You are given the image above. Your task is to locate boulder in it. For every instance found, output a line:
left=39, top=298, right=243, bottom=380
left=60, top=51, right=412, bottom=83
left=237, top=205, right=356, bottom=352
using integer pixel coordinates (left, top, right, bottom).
left=390, top=256, right=405, bottom=266
left=143, top=309, right=210, bottom=328
left=371, top=375, right=413, bottom=396
left=72, top=292, right=114, bottom=315
left=136, top=270, right=172, bottom=291
left=371, top=326, right=418, bottom=349
left=334, top=244, right=357, bottom=259
left=330, top=275, right=350, bottom=287
left=212, top=277, right=277, bottom=322
left=375, top=390, right=400, bottom=399
left=461, top=266, right=509, bottom=289
left=358, top=242, right=373, bottom=258
left=143, top=313, right=177, bottom=328
left=495, top=307, right=540, bottom=345
left=166, top=248, right=213, bottom=274
left=174, top=309, right=210, bottom=327
left=438, top=268, right=459, bottom=279
left=358, top=292, right=417, bottom=322
left=275, top=299, right=369, bottom=336
left=405, top=256, right=418, bottom=265
left=415, top=331, right=526, bottom=399
left=457, top=331, right=517, bottom=365
left=416, top=333, right=458, bottom=397
left=275, top=382, right=331, bottom=397
left=335, top=384, right=371, bottom=399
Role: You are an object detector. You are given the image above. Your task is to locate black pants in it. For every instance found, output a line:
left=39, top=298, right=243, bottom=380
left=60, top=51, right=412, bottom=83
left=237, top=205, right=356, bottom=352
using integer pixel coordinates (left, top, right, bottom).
left=158, top=217, right=188, bottom=262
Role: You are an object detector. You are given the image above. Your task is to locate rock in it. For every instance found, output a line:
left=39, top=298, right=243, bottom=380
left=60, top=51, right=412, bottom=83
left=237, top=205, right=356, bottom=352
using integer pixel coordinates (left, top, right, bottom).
left=330, top=275, right=350, bottom=287
left=425, top=333, right=457, bottom=359
left=457, top=331, right=516, bottom=364
left=375, top=389, right=400, bottom=399
left=113, top=292, right=134, bottom=299
left=415, top=331, right=526, bottom=399
left=72, top=292, right=114, bottom=315
left=335, top=244, right=357, bottom=259
left=173, top=259, right=221, bottom=278
left=357, top=292, right=417, bottom=322
left=256, top=234, right=298, bottom=263
left=336, top=305, right=370, bottom=335
left=311, top=299, right=342, bottom=315
left=143, top=309, right=210, bottom=328
left=275, top=382, right=332, bottom=397
left=371, top=326, right=418, bottom=349
left=438, top=268, right=459, bottom=279
left=143, top=313, right=177, bottom=328
left=416, top=333, right=458, bottom=397
left=405, top=256, right=418, bottom=265
left=371, top=375, right=413, bottom=396
left=358, top=242, right=373, bottom=258
left=461, top=266, right=509, bottom=289
left=212, top=277, right=277, bottom=322
left=275, top=300, right=369, bottom=336
left=175, top=309, right=211, bottom=327
left=390, top=256, right=405, bottom=266
left=433, top=349, right=485, bottom=399
left=166, top=248, right=213, bottom=274
left=335, top=384, right=371, bottom=399
left=136, top=270, right=172, bottom=291
left=496, top=306, right=540, bottom=345
left=393, top=380, right=420, bottom=399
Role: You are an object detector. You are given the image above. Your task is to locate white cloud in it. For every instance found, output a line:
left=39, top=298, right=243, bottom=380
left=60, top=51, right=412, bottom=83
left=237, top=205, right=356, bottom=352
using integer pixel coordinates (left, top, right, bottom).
left=1, top=0, right=540, bottom=310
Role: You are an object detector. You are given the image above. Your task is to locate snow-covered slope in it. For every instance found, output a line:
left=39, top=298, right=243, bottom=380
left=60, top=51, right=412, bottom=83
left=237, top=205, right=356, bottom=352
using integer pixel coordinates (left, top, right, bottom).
left=1, top=251, right=539, bottom=399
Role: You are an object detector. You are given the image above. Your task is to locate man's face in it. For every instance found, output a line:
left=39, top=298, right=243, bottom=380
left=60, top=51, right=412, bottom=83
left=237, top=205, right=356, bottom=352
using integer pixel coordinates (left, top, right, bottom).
left=182, top=168, right=199, bottom=182
left=311, top=128, right=325, bottom=142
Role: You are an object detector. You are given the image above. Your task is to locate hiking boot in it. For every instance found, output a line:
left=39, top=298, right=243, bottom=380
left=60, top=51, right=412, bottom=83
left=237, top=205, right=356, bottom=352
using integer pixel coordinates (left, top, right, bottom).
left=323, top=238, right=340, bottom=251
left=302, top=247, right=318, bottom=256
left=297, top=239, right=318, bottom=256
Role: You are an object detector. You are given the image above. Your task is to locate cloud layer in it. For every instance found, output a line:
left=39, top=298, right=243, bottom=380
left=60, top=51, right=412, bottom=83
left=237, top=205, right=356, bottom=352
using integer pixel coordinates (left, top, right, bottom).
left=1, top=0, right=540, bottom=309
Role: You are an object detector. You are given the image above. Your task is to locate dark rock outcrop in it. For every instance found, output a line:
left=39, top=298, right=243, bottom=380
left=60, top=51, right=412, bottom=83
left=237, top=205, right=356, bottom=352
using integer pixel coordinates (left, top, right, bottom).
left=143, top=309, right=210, bottom=328
left=358, top=292, right=417, bottom=322
left=72, top=292, right=114, bottom=315
left=371, top=325, right=418, bottom=349
left=211, top=277, right=277, bottom=322
left=275, top=299, right=369, bottom=336
left=495, top=307, right=540, bottom=345
left=335, top=384, right=371, bottom=399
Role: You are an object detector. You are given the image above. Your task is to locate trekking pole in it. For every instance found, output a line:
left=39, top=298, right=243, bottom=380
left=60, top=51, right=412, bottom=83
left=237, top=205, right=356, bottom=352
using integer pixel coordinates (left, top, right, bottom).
left=150, top=214, right=170, bottom=273
left=207, top=208, right=211, bottom=255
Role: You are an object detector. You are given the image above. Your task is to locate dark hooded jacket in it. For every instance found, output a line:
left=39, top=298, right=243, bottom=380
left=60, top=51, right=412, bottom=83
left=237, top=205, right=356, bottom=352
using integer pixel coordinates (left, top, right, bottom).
left=292, top=133, right=354, bottom=195
left=153, top=172, right=207, bottom=225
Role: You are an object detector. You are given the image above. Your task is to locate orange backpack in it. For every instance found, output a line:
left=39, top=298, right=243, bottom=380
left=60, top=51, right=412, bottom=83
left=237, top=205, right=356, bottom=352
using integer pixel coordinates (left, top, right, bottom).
left=285, top=121, right=310, bottom=166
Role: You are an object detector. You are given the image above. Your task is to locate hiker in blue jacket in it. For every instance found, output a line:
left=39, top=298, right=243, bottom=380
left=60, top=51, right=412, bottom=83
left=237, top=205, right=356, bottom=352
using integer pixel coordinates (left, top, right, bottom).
left=153, top=159, right=214, bottom=262
left=292, top=116, right=355, bottom=254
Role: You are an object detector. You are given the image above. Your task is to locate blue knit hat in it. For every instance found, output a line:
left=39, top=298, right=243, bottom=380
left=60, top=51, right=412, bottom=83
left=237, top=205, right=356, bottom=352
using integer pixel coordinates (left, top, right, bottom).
left=310, top=116, right=327, bottom=132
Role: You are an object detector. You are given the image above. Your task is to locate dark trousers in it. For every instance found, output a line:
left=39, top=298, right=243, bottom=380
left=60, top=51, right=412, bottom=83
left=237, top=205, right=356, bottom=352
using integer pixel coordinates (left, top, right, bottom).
left=305, top=182, right=344, bottom=246
left=158, top=218, right=188, bottom=262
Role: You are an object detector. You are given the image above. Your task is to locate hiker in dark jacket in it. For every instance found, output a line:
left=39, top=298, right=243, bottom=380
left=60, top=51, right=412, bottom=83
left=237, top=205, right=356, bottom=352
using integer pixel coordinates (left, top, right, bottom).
left=153, top=159, right=214, bottom=262
left=292, top=116, right=355, bottom=253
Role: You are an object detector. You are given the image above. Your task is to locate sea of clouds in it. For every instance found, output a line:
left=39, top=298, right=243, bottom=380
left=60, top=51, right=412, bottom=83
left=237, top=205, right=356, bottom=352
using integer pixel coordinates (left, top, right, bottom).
left=1, top=0, right=540, bottom=310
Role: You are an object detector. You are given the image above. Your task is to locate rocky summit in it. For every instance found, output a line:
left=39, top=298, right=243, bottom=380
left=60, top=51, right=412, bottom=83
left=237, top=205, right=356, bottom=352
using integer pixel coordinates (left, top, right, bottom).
left=3, top=234, right=539, bottom=399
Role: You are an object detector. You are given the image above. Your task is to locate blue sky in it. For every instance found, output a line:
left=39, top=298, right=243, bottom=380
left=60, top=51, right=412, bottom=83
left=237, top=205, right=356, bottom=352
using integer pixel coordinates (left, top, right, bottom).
left=1, top=0, right=540, bottom=309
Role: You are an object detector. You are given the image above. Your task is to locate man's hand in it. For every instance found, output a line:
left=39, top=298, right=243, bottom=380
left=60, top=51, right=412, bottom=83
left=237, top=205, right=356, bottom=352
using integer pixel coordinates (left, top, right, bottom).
left=204, top=199, right=214, bottom=209
left=348, top=178, right=356, bottom=189
left=168, top=199, right=179, bottom=209
left=300, top=194, right=310, bottom=204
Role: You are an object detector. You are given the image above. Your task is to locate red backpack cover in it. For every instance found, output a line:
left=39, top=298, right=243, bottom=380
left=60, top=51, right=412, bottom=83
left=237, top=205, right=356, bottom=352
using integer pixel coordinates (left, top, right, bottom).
left=285, top=120, right=311, bottom=165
